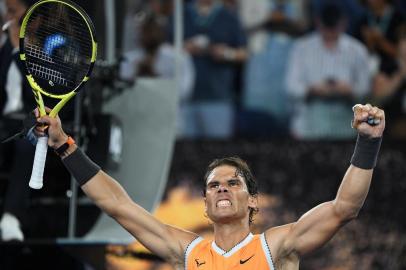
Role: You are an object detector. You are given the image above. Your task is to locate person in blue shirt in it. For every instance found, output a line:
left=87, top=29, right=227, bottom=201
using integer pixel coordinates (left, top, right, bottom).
left=168, top=0, right=248, bottom=138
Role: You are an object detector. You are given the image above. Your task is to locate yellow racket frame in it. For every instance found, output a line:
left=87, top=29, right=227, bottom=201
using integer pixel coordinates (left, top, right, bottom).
left=19, top=0, right=97, bottom=117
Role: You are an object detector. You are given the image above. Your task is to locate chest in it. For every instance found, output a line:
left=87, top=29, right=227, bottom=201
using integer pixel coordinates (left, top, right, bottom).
left=189, top=245, right=268, bottom=270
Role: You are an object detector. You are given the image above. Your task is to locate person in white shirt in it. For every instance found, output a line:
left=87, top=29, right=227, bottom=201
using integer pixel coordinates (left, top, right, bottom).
left=286, top=2, right=371, bottom=140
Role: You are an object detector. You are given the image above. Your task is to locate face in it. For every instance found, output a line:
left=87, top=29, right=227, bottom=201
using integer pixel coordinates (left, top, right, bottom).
left=205, top=165, right=257, bottom=224
left=5, top=0, right=27, bottom=22
left=319, top=24, right=343, bottom=43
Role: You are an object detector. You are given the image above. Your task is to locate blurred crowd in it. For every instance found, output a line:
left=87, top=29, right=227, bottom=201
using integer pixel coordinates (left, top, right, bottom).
left=120, top=0, right=406, bottom=140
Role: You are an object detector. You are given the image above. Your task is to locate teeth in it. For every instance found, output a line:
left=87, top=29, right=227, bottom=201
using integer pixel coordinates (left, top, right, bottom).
left=217, top=200, right=231, bottom=207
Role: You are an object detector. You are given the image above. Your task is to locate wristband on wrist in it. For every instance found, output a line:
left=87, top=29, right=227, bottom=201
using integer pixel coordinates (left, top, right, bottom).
left=350, top=134, right=382, bottom=169
left=55, top=136, right=75, bottom=156
left=62, top=148, right=101, bottom=186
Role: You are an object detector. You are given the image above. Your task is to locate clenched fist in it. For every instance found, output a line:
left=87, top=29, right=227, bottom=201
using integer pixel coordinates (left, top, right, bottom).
left=352, top=104, right=385, bottom=138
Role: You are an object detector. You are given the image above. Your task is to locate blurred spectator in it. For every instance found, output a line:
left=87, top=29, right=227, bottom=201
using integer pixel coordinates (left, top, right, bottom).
left=121, top=0, right=174, bottom=54
left=286, top=2, right=370, bottom=140
left=0, top=0, right=37, bottom=241
left=370, top=26, right=406, bottom=139
left=238, top=0, right=307, bottom=53
left=121, top=0, right=144, bottom=53
left=357, top=0, right=406, bottom=75
left=240, top=0, right=307, bottom=137
left=120, top=15, right=195, bottom=136
left=309, top=0, right=366, bottom=36
left=167, top=0, right=248, bottom=139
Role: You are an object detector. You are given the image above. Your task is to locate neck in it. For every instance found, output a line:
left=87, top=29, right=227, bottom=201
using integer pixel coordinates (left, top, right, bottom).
left=320, top=33, right=340, bottom=50
left=213, top=220, right=251, bottom=251
left=323, top=39, right=338, bottom=50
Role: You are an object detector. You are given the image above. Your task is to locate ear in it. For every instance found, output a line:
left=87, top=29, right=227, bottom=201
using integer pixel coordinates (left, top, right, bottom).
left=248, top=194, right=258, bottom=209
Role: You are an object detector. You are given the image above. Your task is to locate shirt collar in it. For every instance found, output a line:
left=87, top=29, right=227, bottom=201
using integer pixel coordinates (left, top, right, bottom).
left=211, top=233, right=254, bottom=257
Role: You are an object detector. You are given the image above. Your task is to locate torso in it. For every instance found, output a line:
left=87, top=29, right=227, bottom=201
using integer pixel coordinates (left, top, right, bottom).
left=180, top=232, right=301, bottom=270
left=185, top=233, right=276, bottom=270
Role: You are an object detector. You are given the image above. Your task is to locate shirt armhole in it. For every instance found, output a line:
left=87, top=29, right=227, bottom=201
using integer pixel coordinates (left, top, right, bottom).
left=260, top=233, right=276, bottom=270
left=184, top=236, right=203, bottom=270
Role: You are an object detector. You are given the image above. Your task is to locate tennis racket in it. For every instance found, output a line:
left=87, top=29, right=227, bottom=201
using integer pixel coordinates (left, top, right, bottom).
left=19, top=0, right=97, bottom=189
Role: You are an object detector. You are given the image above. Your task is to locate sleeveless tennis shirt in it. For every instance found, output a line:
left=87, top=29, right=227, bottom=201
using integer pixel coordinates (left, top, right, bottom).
left=185, top=233, right=276, bottom=270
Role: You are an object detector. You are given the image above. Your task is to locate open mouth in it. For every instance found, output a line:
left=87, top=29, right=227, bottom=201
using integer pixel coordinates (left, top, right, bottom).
left=216, top=200, right=232, bottom=207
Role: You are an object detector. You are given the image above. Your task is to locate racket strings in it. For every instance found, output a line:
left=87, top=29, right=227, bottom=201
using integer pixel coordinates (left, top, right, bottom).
left=28, top=62, right=70, bottom=87
left=25, top=43, right=54, bottom=64
left=23, top=2, right=94, bottom=94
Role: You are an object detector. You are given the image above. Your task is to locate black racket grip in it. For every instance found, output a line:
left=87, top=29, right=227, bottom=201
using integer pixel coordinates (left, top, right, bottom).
left=366, top=116, right=380, bottom=126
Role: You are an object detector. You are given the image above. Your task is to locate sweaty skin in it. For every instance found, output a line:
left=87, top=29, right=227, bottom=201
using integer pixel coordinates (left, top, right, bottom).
left=35, top=104, right=385, bottom=270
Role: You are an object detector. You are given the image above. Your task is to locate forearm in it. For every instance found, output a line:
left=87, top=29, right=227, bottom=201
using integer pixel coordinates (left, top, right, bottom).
left=279, top=104, right=385, bottom=256
left=83, top=171, right=194, bottom=261
left=60, top=144, right=131, bottom=216
left=81, top=171, right=132, bottom=216
left=219, top=47, right=248, bottom=62
left=334, top=133, right=382, bottom=220
left=231, top=48, right=248, bottom=62
left=333, top=165, right=372, bottom=220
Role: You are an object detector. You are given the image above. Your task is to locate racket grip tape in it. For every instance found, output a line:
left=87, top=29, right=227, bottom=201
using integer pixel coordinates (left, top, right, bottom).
left=29, top=136, right=48, bottom=189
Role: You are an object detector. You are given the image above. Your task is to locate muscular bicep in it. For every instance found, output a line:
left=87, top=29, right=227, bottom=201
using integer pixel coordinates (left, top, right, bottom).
left=81, top=172, right=197, bottom=262
left=272, top=201, right=347, bottom=257
left=113, top=201, right=198, bottom=261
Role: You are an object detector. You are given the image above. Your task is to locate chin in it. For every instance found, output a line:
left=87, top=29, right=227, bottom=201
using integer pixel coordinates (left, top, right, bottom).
left=211, top=211, right=240, bottom=223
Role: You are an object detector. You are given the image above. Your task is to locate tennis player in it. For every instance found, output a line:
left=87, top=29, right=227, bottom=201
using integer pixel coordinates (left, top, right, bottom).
left=35, top=103, right=384, bottom=269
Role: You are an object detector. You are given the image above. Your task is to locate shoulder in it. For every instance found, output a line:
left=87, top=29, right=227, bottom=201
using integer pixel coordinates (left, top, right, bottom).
left=296, top=32, right=318, bottom=46
left=291, top=33, right=317, bottom=52
left=184, top=236, right=208, bottom=267
left=341, top=34, right=368, bottom=56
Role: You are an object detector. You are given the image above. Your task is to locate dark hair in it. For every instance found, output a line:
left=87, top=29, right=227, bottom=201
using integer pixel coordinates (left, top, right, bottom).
left=203, top=156, right=259, bottom=225
left=319, top=2, right=345, bottom=28
left=140, top=15, right=165, bottom=54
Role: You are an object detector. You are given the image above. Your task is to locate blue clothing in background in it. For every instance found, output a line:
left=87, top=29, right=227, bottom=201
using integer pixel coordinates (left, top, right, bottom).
left=168, top=3, right=247, bottom=102
left=244, top=34, right=293, bottom=125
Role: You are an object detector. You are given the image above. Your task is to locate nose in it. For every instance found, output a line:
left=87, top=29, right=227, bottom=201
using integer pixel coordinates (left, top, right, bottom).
left=217, top=184, right=228, bottom=193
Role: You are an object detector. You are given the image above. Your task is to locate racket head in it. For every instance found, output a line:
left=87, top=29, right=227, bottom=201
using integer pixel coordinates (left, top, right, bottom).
left=19, top=0, right=97, bottom=101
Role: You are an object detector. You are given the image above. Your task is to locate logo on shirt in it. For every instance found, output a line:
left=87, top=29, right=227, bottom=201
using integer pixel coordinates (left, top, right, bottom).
left=240, top=254, right=254, bottom=264
left=195, top=259, right=206, bottom=267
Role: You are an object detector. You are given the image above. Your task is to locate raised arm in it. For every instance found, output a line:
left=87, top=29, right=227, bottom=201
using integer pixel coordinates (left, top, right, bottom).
left=267, top=104, right=385, bottom=259
left=35, top=113, right=197, bottom=265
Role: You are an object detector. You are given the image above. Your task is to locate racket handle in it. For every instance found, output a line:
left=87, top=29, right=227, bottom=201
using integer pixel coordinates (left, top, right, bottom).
left=29, top=136, right=48, bottom=189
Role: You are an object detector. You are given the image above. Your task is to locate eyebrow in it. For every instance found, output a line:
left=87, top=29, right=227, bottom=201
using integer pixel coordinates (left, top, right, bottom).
left=206, top=178, right=242, bottom=185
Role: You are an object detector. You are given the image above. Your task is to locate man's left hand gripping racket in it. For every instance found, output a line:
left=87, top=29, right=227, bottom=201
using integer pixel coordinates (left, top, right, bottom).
left=19, top=0, right=97, bottom=189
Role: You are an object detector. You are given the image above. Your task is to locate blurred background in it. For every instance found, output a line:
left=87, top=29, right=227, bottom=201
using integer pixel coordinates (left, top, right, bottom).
left=0, top=0, right=406, bottom=269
